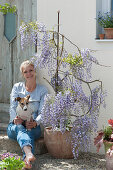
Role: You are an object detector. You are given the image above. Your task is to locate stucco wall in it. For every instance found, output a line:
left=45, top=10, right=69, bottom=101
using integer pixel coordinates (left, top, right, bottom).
left=37, top=0, right=113, bottom=154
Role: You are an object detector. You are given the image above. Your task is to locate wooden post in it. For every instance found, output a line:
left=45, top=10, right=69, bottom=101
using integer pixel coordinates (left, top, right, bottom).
left=55, top=10, right=60, bottom=93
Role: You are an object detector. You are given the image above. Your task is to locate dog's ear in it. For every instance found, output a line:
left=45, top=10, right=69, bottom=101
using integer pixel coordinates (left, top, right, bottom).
left=15, top=97, right=21, bottom=102
left=26, top=95, right=30, bottom=100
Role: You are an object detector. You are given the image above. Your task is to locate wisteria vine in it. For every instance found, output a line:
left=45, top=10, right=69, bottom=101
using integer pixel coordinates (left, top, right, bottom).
left=19, top=19, right=106, bottom=158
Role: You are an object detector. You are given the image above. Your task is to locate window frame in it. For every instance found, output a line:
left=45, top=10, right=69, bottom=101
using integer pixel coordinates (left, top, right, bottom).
left=96, top=0, right=112, bottom=39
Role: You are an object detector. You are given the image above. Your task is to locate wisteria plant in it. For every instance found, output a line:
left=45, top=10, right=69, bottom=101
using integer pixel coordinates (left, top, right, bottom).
left=19, top=12, right=106, bottom=158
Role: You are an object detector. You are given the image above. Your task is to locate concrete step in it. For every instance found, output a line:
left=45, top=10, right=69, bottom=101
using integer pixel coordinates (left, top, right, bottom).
left=0, top=112, right=9, bottom=123
left=0, top=112, right=9, bottom=133
left=0, top=103, right=10, bottom=133
left=0, top=103, right=10, bottom=113
left=0, top=123, right=8, bottom=133
left=0, top=135, right=48, bottom=155
left=0, top=113, right=9, bottom=123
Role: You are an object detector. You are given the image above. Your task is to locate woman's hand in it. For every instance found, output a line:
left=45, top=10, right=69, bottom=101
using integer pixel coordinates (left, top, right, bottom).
left=25, top=119, right=37, bottom=130
left=13, top=116, right=23, bottom=125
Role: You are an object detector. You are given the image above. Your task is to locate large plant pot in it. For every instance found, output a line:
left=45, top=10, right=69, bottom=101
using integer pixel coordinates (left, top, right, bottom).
left=104, top=28, right=113, bottom=39
left=44, top=127, right=74, bottom=159
left=104, top=140, right=113, bottom=170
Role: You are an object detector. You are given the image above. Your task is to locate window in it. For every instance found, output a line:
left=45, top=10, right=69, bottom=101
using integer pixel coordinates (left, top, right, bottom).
left=111, top=0, right=113, bottom=12
left=96, top=0, right=113, bottom=39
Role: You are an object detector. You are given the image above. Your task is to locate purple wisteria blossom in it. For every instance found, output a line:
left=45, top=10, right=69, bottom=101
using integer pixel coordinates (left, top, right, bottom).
left=19, top=21, right=106, bottom=159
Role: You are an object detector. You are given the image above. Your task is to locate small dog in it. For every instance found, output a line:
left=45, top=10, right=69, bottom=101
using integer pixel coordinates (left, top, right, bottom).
left=15, top=95, right=33, bottom=122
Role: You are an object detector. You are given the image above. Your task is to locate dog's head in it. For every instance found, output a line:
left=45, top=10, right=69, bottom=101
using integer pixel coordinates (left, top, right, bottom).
left=15, top=95, right=30, bottom=111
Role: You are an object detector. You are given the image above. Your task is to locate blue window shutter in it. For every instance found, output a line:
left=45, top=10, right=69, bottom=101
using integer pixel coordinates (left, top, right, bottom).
left=4, top=13, right=16, bottom=42
left=111, top=0, right=113, bottom=12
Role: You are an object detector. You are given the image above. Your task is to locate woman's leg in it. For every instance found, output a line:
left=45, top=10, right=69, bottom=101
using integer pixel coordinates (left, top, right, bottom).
left=7, top=123, right=41, bottom=168
left=23, top=126, right=41, bottom=169
left=23, top=146, right=36, bottom=169
left=7, top=123, right=32, bottom=150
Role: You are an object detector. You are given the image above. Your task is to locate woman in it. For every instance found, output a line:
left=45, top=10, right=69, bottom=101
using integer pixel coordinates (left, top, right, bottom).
left=7, top=60, right=48, bottom=169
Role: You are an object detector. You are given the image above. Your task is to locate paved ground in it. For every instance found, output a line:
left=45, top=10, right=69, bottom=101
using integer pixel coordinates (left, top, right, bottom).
left=0, top=150, right=106, bottom=170
left=32, top=152, right=106, bottom=170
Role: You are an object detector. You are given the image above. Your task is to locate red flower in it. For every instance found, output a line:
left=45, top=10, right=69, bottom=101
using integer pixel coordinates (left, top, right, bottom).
left=108, top=119, right=113, bottom=127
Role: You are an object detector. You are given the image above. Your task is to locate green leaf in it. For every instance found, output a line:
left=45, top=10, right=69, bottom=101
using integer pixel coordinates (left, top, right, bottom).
left=0, top=3, right=17, bottom=14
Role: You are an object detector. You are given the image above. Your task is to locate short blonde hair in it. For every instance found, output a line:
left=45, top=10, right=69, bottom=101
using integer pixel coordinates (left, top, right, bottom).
left=20, top=60, right=35, bottom=73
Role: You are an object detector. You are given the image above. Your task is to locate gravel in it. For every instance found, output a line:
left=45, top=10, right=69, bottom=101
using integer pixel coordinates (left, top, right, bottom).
left=32, top=152, right=106, bottom=170
left=0, top=151, right=106, bottom=170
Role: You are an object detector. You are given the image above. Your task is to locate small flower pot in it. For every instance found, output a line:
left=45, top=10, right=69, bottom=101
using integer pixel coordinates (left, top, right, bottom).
left=99, top=34, right=105, bottom=39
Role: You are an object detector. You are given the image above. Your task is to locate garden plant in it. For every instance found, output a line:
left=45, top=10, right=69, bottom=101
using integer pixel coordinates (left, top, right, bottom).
left=19, top=11, right=106, bottom=158
left=94, top=119, right=113, bottom=169
left=96, top=12, right=113, bottom=28
left=94, top=119, right=113, bottom=152
left=0, top=152, right=25, bottom=170
left=0, top=3, right=16, bottom=14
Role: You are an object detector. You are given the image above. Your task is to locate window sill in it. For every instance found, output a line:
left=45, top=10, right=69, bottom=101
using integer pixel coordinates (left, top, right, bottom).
left=95, top=39, right=113, bottom=42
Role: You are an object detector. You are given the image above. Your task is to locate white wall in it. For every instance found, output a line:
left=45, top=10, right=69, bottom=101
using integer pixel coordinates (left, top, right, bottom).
left=37, top=0, right=113, bottom=154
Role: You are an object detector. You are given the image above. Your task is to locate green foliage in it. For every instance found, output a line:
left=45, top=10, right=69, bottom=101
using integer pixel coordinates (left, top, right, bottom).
left=103, top=126, right=113, bottom=140
left=96, top=12, right=113, bottom=28
left=0, top=3, right=16, bottom=15
left=63, top=54, right=83, bottom=66
left=0, top=156, right=25, bottom=170
left=20, top=21, right=40, bottom=33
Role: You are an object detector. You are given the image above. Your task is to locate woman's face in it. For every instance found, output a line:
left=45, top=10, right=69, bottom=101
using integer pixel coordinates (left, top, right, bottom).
left=22, top=64, right=36, bottom=82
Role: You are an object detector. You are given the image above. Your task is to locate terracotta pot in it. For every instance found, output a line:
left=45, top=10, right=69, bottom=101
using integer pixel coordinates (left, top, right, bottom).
left=99, top=34, right=105, bottom=39
left=104, top=140, right=113, bottom=170
left=104, top=28, right=113, bottom=39
left=44, top=127, right=74, bottom=159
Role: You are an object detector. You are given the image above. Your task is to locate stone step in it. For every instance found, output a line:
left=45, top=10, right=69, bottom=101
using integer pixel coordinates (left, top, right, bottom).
left=0, top=122, right=8, bottom=129
left=0, top=104, right=10, bottom=133
left=0, top=112, right=9, bottom=123
left=0, top=111, right=9, bottom=133
left=0, top=113, right=9, bottom=133
left=0, top=103, right=10, bottom=113
left=0, top=135, right=48, bottom=155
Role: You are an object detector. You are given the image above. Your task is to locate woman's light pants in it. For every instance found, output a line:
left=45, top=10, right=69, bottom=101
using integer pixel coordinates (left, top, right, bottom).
left=7, top=122, right=41, bottom=159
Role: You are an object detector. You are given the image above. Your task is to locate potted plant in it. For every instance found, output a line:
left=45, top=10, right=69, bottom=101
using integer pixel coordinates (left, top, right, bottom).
left=96, top=12, right=113, bottom=39
left=94, top=119, right=113, bottom=169
left=0, top=152, right=25, bottom=170
left=19, top=12, right=106, bottom=159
